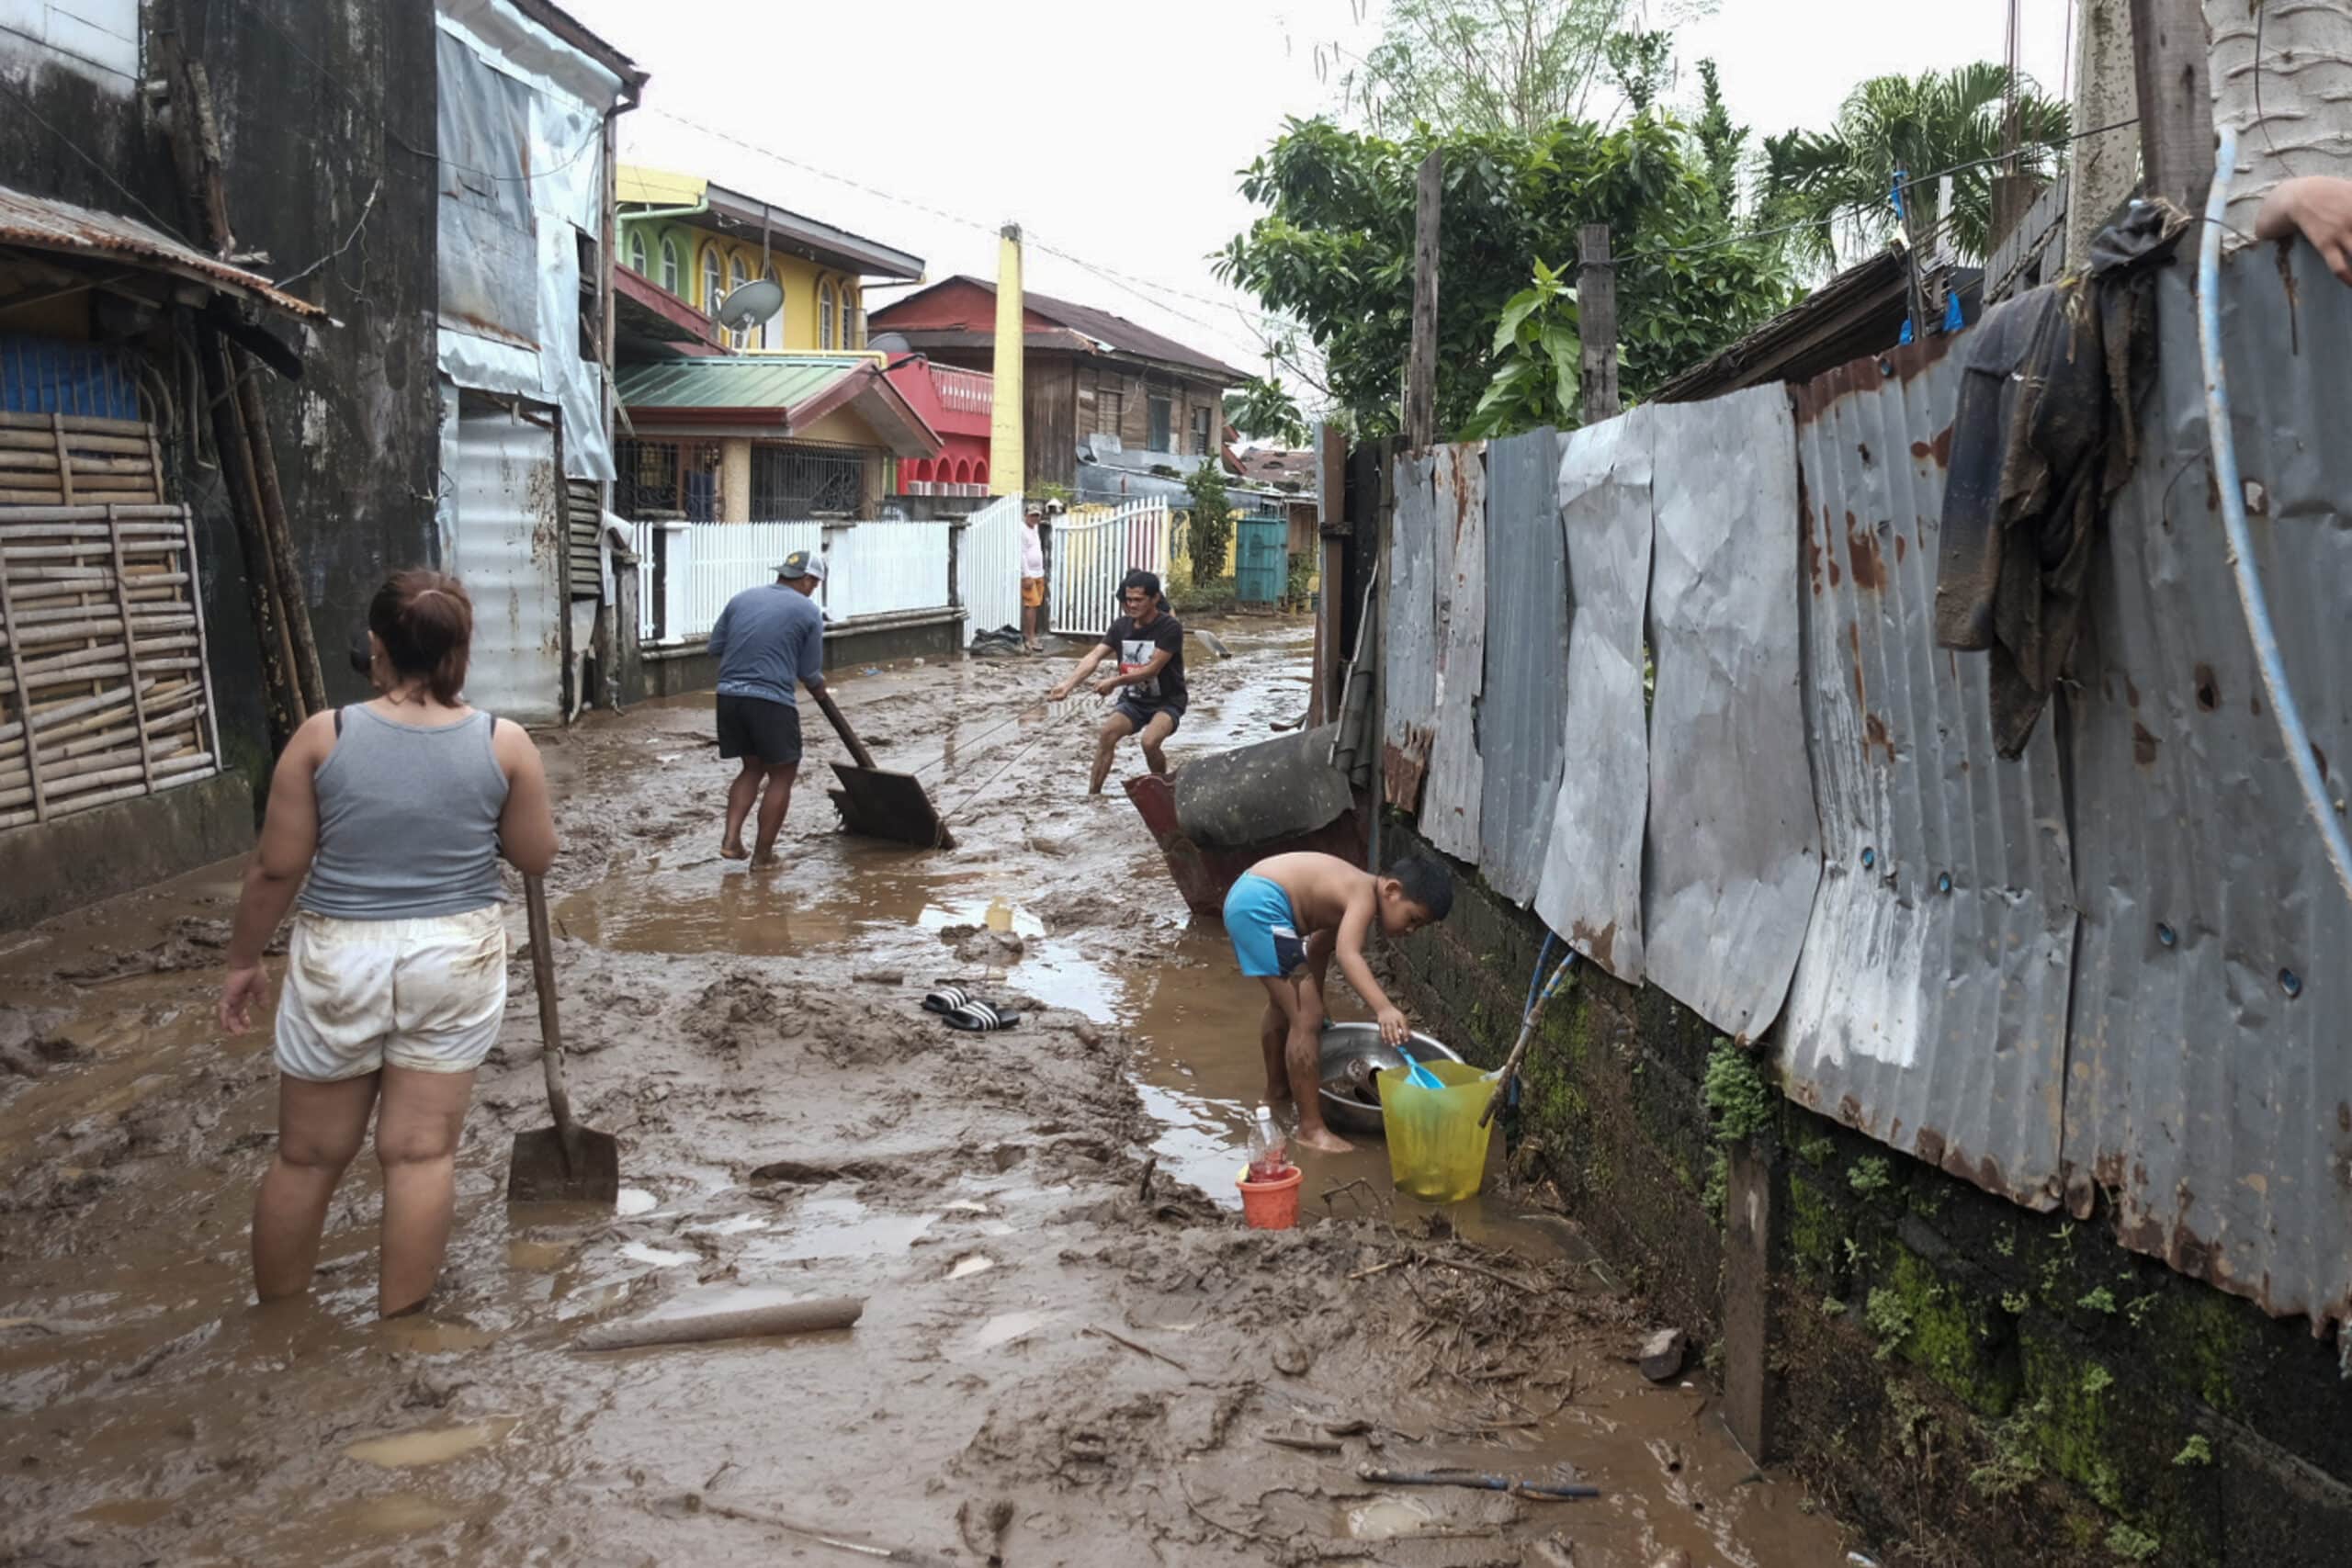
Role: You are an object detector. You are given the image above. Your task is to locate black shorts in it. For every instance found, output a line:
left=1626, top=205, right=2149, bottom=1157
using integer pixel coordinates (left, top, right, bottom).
left=1113, top=696, right=1183, bottom=736
left=716, top=694, right=803, bottom=765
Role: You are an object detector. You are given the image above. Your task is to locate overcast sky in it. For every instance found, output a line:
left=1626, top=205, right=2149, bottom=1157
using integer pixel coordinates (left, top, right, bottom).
left=564, top=0, right=2073, bottom=384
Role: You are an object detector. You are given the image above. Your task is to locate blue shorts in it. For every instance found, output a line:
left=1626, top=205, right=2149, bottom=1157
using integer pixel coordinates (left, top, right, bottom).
left=1224, top=874, right=1308, bottom=978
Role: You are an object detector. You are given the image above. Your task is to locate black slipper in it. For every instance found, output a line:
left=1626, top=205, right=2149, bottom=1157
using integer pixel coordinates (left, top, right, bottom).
left=922, top=987, right=973, bottom=1016
left=940, top=1000, right=1022, bottom=1032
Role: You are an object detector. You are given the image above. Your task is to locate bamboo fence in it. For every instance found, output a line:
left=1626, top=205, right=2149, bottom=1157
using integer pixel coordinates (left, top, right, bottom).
left=0, top=411, right=220, bottom=833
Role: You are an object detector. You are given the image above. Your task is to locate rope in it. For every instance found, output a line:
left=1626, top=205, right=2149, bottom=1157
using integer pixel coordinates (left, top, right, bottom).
left=909, top=694, right=1050, bottom=781
left=935, top=699, right=1099, bottom=824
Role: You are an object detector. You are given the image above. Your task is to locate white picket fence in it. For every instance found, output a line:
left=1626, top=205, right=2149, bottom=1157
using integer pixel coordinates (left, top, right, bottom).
left=824, top=519, right=951, bottom=621
left=958, top=492, right=1026, bottom=637
left=1049, top=498, right=1172, bottom=637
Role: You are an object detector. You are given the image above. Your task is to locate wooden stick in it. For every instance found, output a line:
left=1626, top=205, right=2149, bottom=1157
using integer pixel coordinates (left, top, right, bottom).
left=574, top=1296, right=864, bottom=1351
left=1405, top=150, right=1441, bottom=450
left=0, top=558, right=43, bottom=822
left=693, top=1498, right=956, bottom=1567
left=1081, top=1324, right=1190, bottom=1371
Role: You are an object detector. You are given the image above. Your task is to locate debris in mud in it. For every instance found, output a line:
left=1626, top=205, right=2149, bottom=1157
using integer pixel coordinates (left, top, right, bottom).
left=746, top=1156, right=888, bottom=1185
left=1272, top=1332, right=1314, bottom=1377
left=950, top=928, right=1025, bottom=965
left=0, top=1007, right=77, bottom=1078
left=51, top=916, right=286, bottom=984
left=853, top=968, right=905, bottom=987
left=1636, top=1327, right=1689, bottom=1383
left=956, top=1496, right=1014, bottom=1564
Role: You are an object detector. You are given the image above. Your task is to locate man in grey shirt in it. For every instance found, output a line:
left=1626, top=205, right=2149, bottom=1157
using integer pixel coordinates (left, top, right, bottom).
left=707, top=549, right=828, bottom=867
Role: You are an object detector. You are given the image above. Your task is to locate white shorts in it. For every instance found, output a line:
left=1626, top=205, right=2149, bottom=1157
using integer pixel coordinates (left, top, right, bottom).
left=274, top=906, right=509, bottom=1083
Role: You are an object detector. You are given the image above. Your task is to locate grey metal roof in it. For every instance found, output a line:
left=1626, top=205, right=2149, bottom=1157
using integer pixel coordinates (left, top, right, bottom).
left=2060, top=249, right=2352, bottom=1328
left=1777, top=333, right=2077, bottom=1211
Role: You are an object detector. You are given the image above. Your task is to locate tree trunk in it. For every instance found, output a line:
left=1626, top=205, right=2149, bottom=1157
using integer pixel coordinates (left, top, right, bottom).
left=2208, top=0, right=2352, bottom=234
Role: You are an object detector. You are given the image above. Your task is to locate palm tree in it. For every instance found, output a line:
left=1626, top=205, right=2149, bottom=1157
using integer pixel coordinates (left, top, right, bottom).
left=1761, top=63, right=2070, bottom=271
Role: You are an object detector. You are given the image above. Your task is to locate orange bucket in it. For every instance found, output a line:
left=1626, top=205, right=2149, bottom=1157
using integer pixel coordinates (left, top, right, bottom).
left=1236, top=1165, right=1306, bottom=1230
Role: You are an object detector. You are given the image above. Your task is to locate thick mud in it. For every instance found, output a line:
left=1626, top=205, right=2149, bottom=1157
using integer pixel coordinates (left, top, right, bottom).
left=0, top=621, right=1853, bottom=1566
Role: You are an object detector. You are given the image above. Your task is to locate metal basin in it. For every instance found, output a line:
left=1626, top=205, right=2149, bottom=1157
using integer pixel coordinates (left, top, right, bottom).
left=1317, top=1022, right=1463, bottom=1137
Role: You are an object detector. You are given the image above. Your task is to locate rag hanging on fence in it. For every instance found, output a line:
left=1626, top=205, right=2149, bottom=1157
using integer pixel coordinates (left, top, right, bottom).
left=1931, top=201, right=2190, bottom=758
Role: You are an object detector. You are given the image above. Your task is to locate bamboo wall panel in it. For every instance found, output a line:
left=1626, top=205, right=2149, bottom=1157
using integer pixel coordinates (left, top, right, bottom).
left=0, top=489, right=221, bottom=833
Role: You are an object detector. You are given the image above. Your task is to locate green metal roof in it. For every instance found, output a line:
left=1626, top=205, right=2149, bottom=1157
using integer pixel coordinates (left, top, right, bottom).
left=615, top=355, right=865, bottom=413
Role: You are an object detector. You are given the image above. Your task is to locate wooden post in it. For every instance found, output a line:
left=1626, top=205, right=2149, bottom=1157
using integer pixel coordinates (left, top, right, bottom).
left=231, top=346, right=327, bottom=716
left=197, top=322, right=299, bottom=750
left=1404, top=151, right=1442, bottom=450
left=1577, top=224, right=1618, bottom=425
left=2130, top=0, right=2217, bottom=215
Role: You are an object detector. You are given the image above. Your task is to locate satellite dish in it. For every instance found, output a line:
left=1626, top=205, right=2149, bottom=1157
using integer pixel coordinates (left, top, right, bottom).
left=715, top=278, right=782, bottom=332
left=868, top=332, right=911, bottom=355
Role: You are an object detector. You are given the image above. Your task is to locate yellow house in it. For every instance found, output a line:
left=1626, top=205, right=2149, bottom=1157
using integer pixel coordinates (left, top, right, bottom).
left=616, top=166, right=923, bottom=353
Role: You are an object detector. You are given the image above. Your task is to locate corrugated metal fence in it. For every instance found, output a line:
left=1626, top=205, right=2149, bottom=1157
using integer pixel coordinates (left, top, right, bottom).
left=1385, top=240, right=2352, bottom=1332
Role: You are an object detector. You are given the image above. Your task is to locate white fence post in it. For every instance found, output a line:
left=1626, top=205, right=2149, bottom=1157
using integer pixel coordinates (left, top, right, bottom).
left=958, top=492, right=1024, bottom=642
left=1047, top=498, right=1174, bottom=637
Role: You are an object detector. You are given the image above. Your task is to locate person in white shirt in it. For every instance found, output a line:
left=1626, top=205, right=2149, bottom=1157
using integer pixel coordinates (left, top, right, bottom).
left=1021, top=503, right=1047, bottom=653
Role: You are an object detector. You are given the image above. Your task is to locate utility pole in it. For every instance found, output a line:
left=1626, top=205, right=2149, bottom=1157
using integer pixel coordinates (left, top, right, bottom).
left=989, top=223, right=1024, bottom=497
left=2131, top=0, right=2216, bottom=214
left=2067, top=0, right=2140, bottom=269
left=1577, top=224, right=1618, bottom=426
left=1404, top=152, right=1441, bottom=450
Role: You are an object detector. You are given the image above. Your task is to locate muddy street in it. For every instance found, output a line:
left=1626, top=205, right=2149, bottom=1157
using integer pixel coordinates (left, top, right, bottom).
left=1, top=622, right=1851, bottom=1567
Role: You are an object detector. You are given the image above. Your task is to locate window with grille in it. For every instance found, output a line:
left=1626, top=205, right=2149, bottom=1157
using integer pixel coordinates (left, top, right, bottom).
left=701, top=246, right=723, bottom=313
left=1148, top=392, right=1172, bottom=452
left=628, top=230, right=647, bottom=275
left=750, top=444, right=865, bottom=516
left=820, top=281, right=836, bottom=351
left=615, top=440, right=723, bottom=521
left=1192, top=406, right=1213, bottom=456
left=762, top=264, right=782, bottom=349
left=840, top=288, right=855, bottom=351
left=727, top=254, right=752, bottom=349
left=660, top=236, right=680, bottom=295
left=1094, top=389, right=1123, bottom=440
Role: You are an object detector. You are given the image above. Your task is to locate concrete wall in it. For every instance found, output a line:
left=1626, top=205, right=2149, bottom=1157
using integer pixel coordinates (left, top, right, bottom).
left=1380, top=818, right=2352, bottom=1568
left=0, top=774, right=250, bottom=931
left=635, top=611, right=967, bottom=700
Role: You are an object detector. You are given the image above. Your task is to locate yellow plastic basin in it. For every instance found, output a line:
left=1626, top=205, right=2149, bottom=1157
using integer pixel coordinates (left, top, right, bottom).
left=1376, top=1059, right=1494, bottom=1203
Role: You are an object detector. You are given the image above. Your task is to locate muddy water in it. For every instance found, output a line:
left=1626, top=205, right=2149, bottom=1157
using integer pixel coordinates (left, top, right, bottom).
left=0, top=617, right=1856, bottom=1567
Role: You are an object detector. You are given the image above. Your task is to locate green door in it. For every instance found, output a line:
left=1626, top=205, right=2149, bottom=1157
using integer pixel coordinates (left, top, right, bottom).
left=1236, top=515, right=1287, bottom=604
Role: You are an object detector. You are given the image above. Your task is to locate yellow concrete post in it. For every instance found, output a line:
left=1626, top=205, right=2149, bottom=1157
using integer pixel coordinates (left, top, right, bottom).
left=989, top=223, right=1023, bottom=496
left=721, top=439, right=752, bottom=522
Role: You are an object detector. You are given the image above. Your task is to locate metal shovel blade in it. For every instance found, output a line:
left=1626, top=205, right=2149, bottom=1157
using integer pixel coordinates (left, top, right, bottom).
left=826, top=761, right=956, bottom=849
left=507, top=1123, right=621, bottom=1206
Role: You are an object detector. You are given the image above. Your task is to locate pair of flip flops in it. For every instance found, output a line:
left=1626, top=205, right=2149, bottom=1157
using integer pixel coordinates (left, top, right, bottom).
left=922, top=987, right=1023, bottom=1032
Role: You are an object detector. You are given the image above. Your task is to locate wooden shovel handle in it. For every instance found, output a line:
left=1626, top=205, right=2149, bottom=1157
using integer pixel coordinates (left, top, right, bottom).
left=523, top=874, right=575, bottom=1140
left=812, top=688, right=878, bottom=771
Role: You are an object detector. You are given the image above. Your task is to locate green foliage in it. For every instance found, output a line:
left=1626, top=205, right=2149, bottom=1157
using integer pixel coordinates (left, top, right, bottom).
left=1702, top=1039, right=1776, bottom=1145
left=1463, top=257, right=1580, bottom=437
left=1340, top=0, right=1662, bottom=136
left=2078, top=1286, right=2119, bottom=1315
left=1821, top=1295, right=1847, bottom=1317
left=1970, top=1399, right=2049, bottom=1499
left=1866, top=1287, right=1914, bottom=1360
left=1283, top=547, right=1316, bottom=606
left=1035, top=481, right=1074, bottom=507
left=1794, top=1133, right=1837, bottom=1168
left=1702, top=1148, right=1728, bottom=1225
left=2125, top=1292, right=2161, bottom=1329
left=2105, top=1524, right=2162, bottom=1562
left=1993, top=1230, right=2017, bottom=1258
left=1847, top=1156, right=1893, bottom=1195
left=1690, top=59, right=1746, bottom=220
left=1182, top=462, right=1234, bottom=581
left=1602, top=28, right=1673, bottom=113
left=1226, top=375, right=1308, bottom=446
left=2173, top=1434, right=2213, bottom=1467
left=2081, top=1365, right=2115, bottom=1397
left=2001, top=1290, right=2030, bottom=1314
left=1761, top=63, right=2071, bottom=267
left=1219, top=113, right=1798, bottom=439
left=1886, top=1379, right=1936, bottom=1460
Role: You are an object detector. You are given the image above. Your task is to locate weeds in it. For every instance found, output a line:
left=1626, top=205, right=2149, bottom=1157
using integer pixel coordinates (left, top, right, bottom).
left=1866, top=1287, right=1915, bottom=1360
left=1848, top=1157, right=1894, bottom=1196
left=2173, top=1434, right=2213, bottom=1467
left=1969, top=1399, right=2048, bottom=1499
left=2078, top=1286, right=2119, bottom=1315
left=2106, top=1523, right=2161, bottom=1562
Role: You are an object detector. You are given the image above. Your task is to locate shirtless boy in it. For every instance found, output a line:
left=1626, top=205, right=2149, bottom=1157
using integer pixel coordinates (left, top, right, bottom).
left=1221, top=852, right=1453, bottom=1153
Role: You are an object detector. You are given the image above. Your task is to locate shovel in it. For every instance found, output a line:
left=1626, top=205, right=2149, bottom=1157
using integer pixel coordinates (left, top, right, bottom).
left=507, top=874, right=620, bottom=1206
left=813, top=687, right=956, bottom=851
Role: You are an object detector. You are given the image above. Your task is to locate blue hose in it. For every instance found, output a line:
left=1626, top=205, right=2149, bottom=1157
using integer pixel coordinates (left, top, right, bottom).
left=2198, top=126, right=2352, bottom=910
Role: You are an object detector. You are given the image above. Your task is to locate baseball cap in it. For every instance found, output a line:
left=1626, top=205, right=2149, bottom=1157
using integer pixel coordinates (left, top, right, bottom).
left=776, top=549, right=827, bottom=581
left=1023, top=502, right=1043, bottom=517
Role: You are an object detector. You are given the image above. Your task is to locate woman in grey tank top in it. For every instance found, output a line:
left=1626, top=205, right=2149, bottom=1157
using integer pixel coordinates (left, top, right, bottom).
left=216, top=571, right=558, bottom=1318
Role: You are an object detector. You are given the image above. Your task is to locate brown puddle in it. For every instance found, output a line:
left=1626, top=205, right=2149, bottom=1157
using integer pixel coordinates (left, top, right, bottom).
left=0, top=618, right=1856, bottom=1566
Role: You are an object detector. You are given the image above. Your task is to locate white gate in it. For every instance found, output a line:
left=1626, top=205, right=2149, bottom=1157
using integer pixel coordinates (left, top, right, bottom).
left=823, top=520, right=948, bottom=621
left=958, top=492, right=1024, bottom=640
left=1048, top=498, right=1170, bottom=638
left=448, top=402, right=565, bottom=722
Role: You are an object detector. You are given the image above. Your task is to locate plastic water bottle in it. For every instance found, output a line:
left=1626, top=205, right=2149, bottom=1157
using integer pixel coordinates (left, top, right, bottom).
left=1248, top=1105, right=1290, bottom=1181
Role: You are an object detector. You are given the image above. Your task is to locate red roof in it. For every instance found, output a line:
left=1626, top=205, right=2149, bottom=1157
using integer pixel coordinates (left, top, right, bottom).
left=870, top=276, right=1247, bottom=383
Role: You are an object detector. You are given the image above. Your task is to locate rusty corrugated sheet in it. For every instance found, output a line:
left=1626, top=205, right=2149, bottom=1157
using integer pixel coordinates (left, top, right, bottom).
left=1641, top=388, right=1821, bottom=1042
left=1477, top=428, right=1566, bottom=905
left=2062, top=251, right=2352, bottom=1329
left=0, top=183, right=324, bottom=319
left=1421, top=442, right=1487, bottom=862
left=1779, top=335, right=2076, bottom=1211
left=1383, top=451, right=1439, bottom=810
left=1533, top=409, right=1653, bottom=979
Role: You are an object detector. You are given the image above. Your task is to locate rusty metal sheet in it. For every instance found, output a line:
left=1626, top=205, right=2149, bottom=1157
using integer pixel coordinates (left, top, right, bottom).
left=1641, top=388, right=1821, bottom=1042
left=1421, top=442, right=1487, bottom=861
left=1478, top=428, right=1566, bottom=905
left=1779, top=336, right=2075, bottom=1211
left=1383, top=451, right=1438, bottom=811
left=0, top=181, right=324, bottom=319
left=1533, top=408, right=1653, bottom=980
left=2062, top=251, right=2352, bottom=1330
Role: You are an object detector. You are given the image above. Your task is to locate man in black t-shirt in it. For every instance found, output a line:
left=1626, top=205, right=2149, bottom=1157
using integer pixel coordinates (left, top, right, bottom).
left=1047, top=568, right=1188, bottom=794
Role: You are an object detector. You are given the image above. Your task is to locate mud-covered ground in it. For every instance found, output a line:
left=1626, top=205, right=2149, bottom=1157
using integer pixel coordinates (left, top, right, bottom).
left=0, top=622, right=1853, bottom=1566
